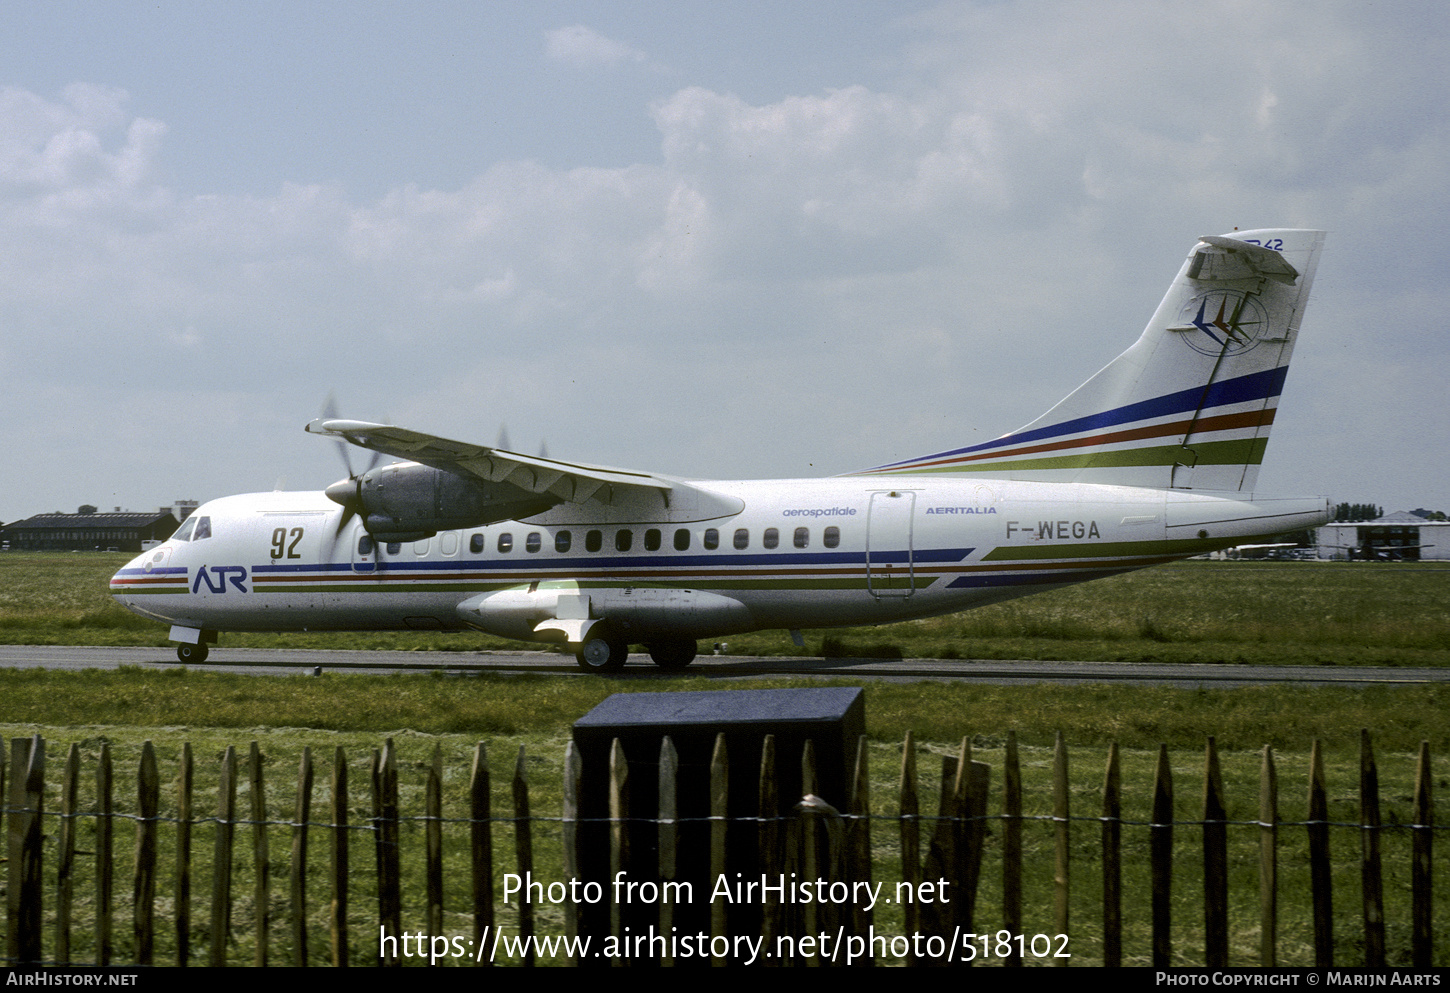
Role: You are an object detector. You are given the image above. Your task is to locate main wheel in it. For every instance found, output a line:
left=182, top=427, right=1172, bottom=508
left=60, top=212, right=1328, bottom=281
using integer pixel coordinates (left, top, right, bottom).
left=575, top=633, right=628, bottom=672
left=647, top=639, right=698, bottom=671
left=176, top=643, right=209, bottom=663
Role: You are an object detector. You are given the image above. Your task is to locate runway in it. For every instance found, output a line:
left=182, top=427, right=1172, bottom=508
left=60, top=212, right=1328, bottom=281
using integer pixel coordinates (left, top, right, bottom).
left=0, top=645, right=1443, bottom=688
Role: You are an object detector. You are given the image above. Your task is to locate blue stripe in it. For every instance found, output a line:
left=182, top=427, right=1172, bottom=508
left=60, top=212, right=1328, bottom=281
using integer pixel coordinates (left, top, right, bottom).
left=869, top=366, right=1287, bottom=471
left=254, top=546, right=975, bottom=575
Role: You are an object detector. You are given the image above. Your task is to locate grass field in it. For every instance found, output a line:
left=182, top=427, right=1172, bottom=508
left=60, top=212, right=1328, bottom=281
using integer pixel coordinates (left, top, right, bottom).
left=3, top=551, right=1448, bottom=666
left=0, top=551, right=1445, bottom=965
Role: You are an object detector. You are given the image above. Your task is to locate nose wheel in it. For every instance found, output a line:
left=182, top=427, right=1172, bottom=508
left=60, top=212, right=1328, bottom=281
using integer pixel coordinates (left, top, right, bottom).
left=176, top=643, right=209, bottom=663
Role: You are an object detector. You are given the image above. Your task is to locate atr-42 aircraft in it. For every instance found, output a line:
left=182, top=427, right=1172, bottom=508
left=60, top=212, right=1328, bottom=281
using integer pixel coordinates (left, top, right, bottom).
left=112, top=228, right=1329, bottom=672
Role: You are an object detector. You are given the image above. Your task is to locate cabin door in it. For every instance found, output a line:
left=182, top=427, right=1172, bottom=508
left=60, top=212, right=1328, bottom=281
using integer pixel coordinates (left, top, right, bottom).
left=866, top=490, right=915, bottom=598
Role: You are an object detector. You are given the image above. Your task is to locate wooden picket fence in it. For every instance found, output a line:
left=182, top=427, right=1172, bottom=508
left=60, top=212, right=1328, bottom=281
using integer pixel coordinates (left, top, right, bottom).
left=2, top=731, right=1440, bottom=966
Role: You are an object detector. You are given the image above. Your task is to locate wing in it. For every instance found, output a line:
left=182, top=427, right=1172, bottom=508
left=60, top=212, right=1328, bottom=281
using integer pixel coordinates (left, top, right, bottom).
left=305, top=419, right=742, bottom=523
left=308, top=418, right=670, bottom=505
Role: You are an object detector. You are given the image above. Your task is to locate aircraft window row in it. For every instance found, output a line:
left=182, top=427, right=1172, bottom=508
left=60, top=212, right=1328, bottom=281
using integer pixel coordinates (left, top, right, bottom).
left=360, top=526, right=841, bottom=557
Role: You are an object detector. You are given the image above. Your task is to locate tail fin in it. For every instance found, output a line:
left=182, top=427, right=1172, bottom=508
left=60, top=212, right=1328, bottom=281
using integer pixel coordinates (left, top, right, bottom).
left=861, top=228, right=1325, bottom=491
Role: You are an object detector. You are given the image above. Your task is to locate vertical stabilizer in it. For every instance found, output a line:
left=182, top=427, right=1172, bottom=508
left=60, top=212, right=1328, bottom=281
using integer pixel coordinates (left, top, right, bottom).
left=859, top=229, right=1325, bottom=491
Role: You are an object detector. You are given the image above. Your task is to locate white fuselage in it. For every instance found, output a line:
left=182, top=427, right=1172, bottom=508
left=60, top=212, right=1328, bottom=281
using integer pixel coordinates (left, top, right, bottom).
left=110, top=473, right=1329, bottom=645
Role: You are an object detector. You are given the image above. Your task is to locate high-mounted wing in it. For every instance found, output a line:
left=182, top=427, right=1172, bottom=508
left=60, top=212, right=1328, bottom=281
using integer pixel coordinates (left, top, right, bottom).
left=307, top=419, right=671, bottom=505
left=306, top=419, right=742, bottom=537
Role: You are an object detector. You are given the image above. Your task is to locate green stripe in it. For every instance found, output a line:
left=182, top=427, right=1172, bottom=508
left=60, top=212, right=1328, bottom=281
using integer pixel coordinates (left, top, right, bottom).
left=895, top=438, right=1269, bottom=475
left=983, top=538, right=1229, bottom=561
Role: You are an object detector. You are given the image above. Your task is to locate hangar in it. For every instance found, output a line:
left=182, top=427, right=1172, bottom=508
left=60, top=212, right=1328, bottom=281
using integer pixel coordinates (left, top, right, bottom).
left=1, top=510, right=180, bottom=552
left=1316, top=511, right=1449, bottom=561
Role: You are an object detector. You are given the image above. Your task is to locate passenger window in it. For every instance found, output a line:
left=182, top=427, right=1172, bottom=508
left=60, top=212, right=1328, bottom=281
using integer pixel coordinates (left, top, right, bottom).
left=824, top=526, right=840, bottom=548
left=615, top=530, right=633, bottom=552
left=555, top=530, right=572, bottom=553
left=386, top=542, right=401, bottom=555
left=497, top=533, right=513, bottom=553
left=586, top=530, right=602, bottom=552
left=763, top=528, right=779, bottom=549
left=645, top=528, right=661, bottom=551
left=734, top=528, right=749, bottom=550
left=358, top=536, right=375, bottom=555
left=470, top=533, right=484, bottom=554
left=674, top=529, right=690, bottom=551
left=704, top=528, right=719, bottom=550
left=526, top=532, right=541, bottom=553
left=414, top=538, right=429, bottom=555
left=440, top=532, right=459, bottom=556
left=794, top=527, right=809, bottom=549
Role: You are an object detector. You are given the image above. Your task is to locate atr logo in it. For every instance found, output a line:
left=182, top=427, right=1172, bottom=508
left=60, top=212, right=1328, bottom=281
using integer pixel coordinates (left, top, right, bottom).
left=192, top=565, right=248, bottom=593
left=1175, top=291, right=1270, bottom=357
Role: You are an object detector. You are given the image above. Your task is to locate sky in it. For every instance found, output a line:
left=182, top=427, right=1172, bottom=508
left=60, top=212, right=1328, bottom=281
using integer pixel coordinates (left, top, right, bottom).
left=2, top=1, right=1446, bottom=525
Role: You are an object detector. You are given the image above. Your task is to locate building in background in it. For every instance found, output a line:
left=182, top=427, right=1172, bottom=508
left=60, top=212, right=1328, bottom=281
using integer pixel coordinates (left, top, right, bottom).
left=1, top=509, right=180, bottom=552
left=1316, top=510, right=1449, bottom=561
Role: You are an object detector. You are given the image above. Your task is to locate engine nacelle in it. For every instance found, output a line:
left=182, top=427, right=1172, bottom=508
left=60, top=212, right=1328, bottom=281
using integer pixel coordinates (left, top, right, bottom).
left=326, top=463, right=560, bottom=538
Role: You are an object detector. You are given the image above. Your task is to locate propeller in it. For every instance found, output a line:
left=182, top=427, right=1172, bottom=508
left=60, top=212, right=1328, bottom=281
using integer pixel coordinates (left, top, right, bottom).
left=320, top=393, right=384, bottom=541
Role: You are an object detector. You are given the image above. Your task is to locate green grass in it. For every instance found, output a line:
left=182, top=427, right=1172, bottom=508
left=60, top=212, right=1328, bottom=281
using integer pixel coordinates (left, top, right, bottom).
left=1, top=552, right=1446, bottom=965
left=2, top=682, right=1443, bottom=967
left=3, top=552, right=1449, bottom=666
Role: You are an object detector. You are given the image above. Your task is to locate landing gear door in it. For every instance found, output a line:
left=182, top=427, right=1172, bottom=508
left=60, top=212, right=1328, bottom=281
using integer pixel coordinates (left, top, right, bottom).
left=867, top=490, right=915, bottom=598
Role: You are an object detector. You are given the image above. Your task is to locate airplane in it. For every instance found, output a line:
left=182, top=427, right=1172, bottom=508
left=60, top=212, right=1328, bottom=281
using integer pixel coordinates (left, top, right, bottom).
left=111, top=228, right=1331, bottom=672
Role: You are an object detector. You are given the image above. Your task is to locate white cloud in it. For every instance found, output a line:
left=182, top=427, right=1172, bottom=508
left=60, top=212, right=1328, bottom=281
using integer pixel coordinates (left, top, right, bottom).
left=544, top=24, right=646, bottom=68
left=2, top=1, right=1448, bottom=520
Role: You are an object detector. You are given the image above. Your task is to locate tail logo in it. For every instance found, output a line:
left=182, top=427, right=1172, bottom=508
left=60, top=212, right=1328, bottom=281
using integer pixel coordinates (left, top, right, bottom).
left=1177, top=291, right=1270, bottom=357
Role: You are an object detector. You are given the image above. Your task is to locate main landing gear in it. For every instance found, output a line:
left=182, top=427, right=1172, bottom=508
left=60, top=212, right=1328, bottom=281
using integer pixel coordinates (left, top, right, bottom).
left=574, top=631, right=700, bottom=673
left=575, top=631, right=629, bottom=672
left=647, top=638, right=698, bottom=671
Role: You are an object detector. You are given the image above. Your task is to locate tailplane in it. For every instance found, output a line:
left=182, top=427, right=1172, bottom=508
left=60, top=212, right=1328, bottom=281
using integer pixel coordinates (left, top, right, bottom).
left=860, top=229, right=1325, bottom=491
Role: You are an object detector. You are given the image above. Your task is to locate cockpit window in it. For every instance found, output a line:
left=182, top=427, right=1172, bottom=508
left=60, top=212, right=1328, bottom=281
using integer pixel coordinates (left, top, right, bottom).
left=192, top=516, right=212, bottom=540
left=171, top=517, right=197, bottom=542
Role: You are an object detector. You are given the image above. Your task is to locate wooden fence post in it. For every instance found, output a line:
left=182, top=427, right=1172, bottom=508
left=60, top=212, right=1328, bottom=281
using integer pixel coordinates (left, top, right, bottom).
left=513, top=744, right=535, bottom=967
left=473, top=741, right=494, bottom=967
left=1259, top=744, right=1278, bottom=967
left=293, top=746, right=313, bottom=966
left=1204, top=736, right=1227, bottom=967
left=658, top=737, right=678, bottom=967
left=331, top=746, right=348, bottom=968
left=426, top=745, right=443, bottom=947
left=211, top=744, right=237, bottom=967
left=7, top=736, right=44, bottom=965
left=1053, top=730, right=1069, bottom=957
left=1003, top=730, right=1023, bottom=968
left=848, top=734, right=873, bottom=949
left=758, top=734, right=781, bottom=962
left=249, top=741, right=268, bottom=967
left=176, top=742, right=193, bottom=966
left=1102, top=742, right=1121, bottom=969
left=1151, top=743, right=1173, bottom=968
left=1308, top=738, right=1332, bottom=967
left=57, top=743, right=79, bottom=964
left=1411, top=741, right=1433, bottom=967
left=96, top=740, right=113, bottom=966
left=374, top=740, right=401, bottom=965
left=709, top=733, right=728, bottom=967
left=899, top=731, right=920, bottom=967
left=134, top=741, right=159, bottom=965
left=1360, top=729, right=1385, bottom=967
